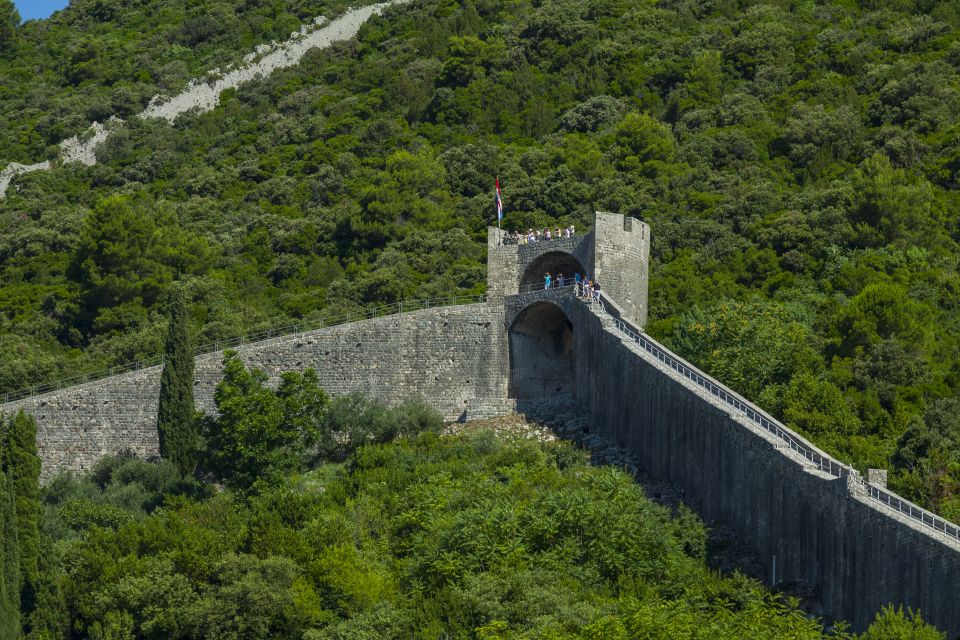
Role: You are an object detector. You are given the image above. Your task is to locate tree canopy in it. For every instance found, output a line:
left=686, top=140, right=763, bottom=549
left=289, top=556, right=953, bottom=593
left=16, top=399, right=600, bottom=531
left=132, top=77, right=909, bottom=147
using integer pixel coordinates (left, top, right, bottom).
left=32, top=402, right=947, bottom=639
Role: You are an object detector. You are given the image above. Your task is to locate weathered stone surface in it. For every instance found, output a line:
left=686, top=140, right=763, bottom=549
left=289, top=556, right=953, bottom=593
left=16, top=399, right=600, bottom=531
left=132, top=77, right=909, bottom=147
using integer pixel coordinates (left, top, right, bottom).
left=568, top=300, right=960, bottom=635
left=593, top=211, right=649, bottom=328
left=487, top=212, right=649, bottom=328
left=1, top=303, right=510, bottom=480
left=868, top=468, right=888, bottom=488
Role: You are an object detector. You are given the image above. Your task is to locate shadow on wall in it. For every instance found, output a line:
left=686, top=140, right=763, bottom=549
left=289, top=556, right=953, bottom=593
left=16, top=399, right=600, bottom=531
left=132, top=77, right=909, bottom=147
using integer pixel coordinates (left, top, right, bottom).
left=520, top=251, right=587, bottom=289
left=509, top=301, right=574, bottom=399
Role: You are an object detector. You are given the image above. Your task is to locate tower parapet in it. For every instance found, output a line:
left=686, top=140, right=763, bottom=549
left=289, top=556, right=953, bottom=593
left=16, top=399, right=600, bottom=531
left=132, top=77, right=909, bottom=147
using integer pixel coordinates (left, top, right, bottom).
left=487, top=211, right=650, bottom=328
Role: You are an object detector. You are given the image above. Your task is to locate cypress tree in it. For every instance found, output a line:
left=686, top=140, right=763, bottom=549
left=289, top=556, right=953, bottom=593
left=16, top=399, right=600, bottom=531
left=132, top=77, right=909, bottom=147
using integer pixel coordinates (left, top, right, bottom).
left=24, top=536, right=68, bottom=640
left=0, top=459, right=19, bottom=638
left=5, top=411, right=40, bottom=618
left=157, top=287, right=197, bottom=475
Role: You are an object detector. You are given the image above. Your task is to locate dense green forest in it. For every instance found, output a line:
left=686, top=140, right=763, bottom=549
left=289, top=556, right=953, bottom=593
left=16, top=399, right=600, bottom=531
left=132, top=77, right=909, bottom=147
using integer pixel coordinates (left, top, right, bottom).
left=1, top=0, right=960, bottom=531
left=0, top=359, right=946, bottom=638
left=3, top=0, right=960, bottom=636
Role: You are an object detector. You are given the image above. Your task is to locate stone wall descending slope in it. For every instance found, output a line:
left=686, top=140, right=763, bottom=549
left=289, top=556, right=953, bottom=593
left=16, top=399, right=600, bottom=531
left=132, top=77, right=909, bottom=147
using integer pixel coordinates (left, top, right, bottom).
left=0, top=302, right=509, bottom=481
left=0, top=161, right=51, bottom=197
left=568, top=298, right=960, bottom=636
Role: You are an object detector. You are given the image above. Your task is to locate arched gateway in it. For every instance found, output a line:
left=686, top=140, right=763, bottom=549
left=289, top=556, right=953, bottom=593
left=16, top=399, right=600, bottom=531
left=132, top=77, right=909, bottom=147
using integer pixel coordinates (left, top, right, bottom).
left=508, top=301, right=574, bottom=398
left=488, top=213, right=650, bottom=401
left=519, top=251, right=586, bottom=290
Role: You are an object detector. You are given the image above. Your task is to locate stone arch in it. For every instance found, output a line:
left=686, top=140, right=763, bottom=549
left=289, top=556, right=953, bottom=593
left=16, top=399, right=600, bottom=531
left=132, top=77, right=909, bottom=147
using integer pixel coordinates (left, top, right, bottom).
left=508, top=301, right=575, bottom=399
left=520, top=251, right=586, bottom=289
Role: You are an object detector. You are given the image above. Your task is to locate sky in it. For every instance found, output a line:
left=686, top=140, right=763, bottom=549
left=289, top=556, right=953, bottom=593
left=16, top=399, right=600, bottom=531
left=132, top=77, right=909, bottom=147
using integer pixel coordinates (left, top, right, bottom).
left=14, top=0, right=68, bottom=21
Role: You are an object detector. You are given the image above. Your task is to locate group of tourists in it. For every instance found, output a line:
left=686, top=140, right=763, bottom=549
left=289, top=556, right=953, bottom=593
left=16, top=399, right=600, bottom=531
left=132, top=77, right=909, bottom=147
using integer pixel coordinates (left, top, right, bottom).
left=509, top=225, right=576, bottom=245
left=543, top=271, right=601, bottom=302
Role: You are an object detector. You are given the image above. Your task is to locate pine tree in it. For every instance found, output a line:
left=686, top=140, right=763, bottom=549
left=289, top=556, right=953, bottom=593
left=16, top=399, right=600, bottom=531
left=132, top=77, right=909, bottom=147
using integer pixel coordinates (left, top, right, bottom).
left=5, top=411, right=40, bottom=618
left=157, top=287, right=197, bottom=475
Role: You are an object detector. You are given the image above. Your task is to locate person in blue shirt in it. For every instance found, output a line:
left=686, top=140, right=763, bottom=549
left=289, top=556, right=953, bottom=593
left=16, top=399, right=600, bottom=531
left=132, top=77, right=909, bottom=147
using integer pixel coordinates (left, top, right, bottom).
left=544, top=272, right=552, bottom=289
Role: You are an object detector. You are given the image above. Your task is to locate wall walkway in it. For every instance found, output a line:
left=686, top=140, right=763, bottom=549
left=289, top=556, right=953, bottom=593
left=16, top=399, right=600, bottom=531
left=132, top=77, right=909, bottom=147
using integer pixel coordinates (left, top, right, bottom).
left=567, top=293, right=960, bottom=636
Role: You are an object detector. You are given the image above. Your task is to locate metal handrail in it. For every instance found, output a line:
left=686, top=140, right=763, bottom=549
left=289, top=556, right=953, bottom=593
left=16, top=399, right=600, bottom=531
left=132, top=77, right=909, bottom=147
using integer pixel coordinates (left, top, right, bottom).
left=512, top=280, right=607, bottom=297
left=1, top=293, right=487, bottom=405
left=581, top=290, right=960, bottom=543
left=515, top=281, right=578, bottom=294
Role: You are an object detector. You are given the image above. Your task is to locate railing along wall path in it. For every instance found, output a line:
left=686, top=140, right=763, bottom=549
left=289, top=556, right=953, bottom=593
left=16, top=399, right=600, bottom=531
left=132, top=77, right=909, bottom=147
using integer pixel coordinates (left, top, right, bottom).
left=575, top=290, right=960, bottom=547
left=503, top=283, right=960, bottom=549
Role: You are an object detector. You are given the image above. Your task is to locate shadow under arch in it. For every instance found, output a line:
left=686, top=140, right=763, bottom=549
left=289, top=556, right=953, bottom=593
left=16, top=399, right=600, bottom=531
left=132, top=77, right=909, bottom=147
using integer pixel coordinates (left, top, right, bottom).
left=508, top=301, right=574, bottom=399
left=520, top=251, right=586, bottom=289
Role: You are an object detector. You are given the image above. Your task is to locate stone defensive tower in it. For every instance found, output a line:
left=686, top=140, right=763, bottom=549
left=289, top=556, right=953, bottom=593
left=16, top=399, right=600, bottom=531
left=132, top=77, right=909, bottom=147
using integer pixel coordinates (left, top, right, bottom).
left=488, top=211, right=649, bottom=400
left=487, top=211, right=650, bottom=328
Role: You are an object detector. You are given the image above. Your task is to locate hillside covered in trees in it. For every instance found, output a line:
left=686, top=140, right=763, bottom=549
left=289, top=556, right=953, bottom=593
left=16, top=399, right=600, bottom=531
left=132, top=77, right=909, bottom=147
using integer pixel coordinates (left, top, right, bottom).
left=2, top=0, right=960, bottom=535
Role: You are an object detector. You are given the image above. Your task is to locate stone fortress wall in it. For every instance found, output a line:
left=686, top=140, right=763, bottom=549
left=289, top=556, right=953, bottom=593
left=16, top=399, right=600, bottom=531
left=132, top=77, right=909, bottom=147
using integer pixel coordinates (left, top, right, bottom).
left=567, top=299, right=960, bottom=635
left=1, top=303, right=510, bottom=480
left=1, top=211, right=958, bottom=635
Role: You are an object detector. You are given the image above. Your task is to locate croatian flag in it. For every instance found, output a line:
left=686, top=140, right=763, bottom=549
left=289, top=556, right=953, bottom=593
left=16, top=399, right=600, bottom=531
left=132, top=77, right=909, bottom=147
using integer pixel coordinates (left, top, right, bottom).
left=495, top=177, right=503, bottom=222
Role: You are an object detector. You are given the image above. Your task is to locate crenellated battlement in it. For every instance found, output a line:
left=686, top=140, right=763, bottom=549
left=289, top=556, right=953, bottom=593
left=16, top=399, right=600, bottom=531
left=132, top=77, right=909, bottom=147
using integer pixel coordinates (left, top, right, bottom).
left=488, top=211, right=649, bottom=327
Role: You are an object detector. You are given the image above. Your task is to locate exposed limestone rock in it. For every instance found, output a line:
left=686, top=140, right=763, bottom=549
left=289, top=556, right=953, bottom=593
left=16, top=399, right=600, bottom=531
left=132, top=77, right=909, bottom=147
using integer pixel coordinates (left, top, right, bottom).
left=0, top=161, right=51, bottom=195
left=59, top=118, right=120, bottom=166
left=0, top=3, right=400, bottom=197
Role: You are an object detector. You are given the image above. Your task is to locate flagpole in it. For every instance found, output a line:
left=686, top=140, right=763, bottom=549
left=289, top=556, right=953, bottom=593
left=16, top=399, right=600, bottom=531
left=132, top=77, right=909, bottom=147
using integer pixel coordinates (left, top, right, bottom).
left=496, top=174, right=501, bottom=232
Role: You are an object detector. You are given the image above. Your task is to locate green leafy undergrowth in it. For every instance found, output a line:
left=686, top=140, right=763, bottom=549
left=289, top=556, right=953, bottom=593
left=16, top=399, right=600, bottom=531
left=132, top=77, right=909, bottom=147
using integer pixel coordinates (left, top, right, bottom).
left=38, top=433, right=943, bottom=639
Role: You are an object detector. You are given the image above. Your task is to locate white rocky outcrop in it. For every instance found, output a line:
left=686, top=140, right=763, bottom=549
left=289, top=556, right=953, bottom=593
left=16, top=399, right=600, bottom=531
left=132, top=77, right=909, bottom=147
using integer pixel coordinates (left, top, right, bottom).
left=0, top=161, right=52, bottom=196
left=59, top=118, right=120, bottom=166
left=0, top=1, right=401, bottom=198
